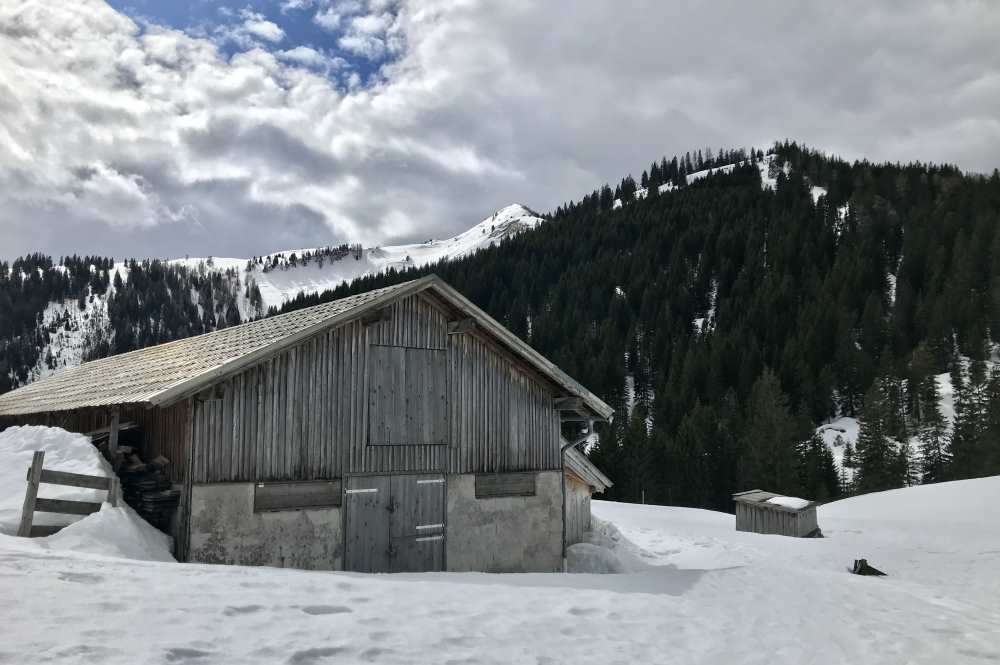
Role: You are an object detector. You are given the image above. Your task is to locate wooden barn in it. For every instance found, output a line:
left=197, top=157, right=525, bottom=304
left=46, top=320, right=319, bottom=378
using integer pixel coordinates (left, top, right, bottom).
left=732, top=490, right=820, bottom=538
left=0, top=275, right=613, bottom=573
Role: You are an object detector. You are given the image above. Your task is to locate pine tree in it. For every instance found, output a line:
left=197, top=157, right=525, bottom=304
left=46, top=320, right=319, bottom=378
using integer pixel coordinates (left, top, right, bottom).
left=741, top=369, right=800, bottom=494
left=855, top=381, right=901, bottom=493
left=916, top=371, right=950, bottom=483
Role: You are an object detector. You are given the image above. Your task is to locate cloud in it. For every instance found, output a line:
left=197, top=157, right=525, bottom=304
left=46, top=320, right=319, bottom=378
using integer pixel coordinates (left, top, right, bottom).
left=0, top=0, right=999, bottom=262
left=215, top=9, right=285, bottom=49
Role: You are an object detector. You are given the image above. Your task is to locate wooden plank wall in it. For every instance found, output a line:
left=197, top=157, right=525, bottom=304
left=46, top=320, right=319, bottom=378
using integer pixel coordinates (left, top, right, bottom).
left=191, top=293, right=561, bottom=483
left=564, top=474, right=592, bottom=546
left=0, top=401, right=191, bottom=483
left=735, top=502, right=818, bottom=537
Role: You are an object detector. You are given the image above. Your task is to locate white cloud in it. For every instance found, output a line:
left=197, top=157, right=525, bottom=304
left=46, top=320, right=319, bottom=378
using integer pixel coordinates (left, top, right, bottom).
left=214, top=9, right=285, bottom=49
left=1, top=0, right=999, bottom=261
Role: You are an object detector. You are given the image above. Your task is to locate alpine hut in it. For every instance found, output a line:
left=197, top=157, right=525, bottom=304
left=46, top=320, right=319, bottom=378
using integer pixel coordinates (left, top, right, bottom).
left=0, top=275, right=613, bottom=572
left=732, top=489, right=820, bottom=537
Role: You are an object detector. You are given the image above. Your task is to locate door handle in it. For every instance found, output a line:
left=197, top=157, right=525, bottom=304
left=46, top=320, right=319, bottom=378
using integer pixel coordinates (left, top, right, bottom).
left=386, top=544, right=398, bottom=558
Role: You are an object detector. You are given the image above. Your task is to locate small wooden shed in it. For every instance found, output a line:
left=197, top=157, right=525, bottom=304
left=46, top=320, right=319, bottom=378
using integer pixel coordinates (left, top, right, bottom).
left=733, top=489, right=820, bottom=537
left=0, top=275, right=614, bottom=573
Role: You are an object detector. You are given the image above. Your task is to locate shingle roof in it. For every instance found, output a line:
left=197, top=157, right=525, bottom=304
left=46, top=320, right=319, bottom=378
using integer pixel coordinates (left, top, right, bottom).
left=0, top=275, right=615, bottom=420
left=0, top=281, right=415, bottom=416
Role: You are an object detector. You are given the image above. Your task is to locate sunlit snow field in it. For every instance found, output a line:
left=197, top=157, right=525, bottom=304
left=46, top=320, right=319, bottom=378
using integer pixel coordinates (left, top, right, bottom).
left=1, top=426, right=998, bottom=664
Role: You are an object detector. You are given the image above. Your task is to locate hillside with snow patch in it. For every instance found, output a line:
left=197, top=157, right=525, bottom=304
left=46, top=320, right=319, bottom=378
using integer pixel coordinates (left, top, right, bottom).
left=23, top=204, right=543, bottom=384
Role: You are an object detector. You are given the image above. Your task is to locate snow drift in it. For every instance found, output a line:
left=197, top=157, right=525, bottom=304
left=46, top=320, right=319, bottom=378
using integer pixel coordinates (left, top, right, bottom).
left=0, top=425, right=173, bottom=562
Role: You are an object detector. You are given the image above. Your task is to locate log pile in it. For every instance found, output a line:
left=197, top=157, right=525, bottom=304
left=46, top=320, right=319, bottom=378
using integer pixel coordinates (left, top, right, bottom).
left=88, top=424, right=180, bottom=533
left=118, top=453, right=180, bottom=532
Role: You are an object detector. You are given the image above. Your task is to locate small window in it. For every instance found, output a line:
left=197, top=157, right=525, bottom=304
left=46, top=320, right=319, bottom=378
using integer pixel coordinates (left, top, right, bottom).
left=367, top=345, right=449, bottom=445
left=254, top=480, right=342, bottom=512
left=475, top=472, right=537, bottom=498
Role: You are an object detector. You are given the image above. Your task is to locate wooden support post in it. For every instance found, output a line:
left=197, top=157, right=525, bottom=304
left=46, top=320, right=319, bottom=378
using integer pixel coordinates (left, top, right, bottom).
left=108, top=408, right=120, bottom=456
left=108, top=476, right=120, bottom=508
left=17, top=451, right=44, bottom=538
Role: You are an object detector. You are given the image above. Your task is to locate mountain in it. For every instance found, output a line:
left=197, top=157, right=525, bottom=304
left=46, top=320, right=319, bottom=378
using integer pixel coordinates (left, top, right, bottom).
left=3, top=142, right=1000, bottom=512
left=168, top=203, right=543, bottom=312
left=0, top=204, right=543, bottom=388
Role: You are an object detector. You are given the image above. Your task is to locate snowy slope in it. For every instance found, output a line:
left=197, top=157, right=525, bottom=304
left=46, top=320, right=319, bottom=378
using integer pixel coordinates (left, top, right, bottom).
left=22, top=205, right=542, bottom=384
left=818, top=369, right=966, bottom=482
left=170, top=204, right=543, bottom=311
left=1, top=460, right=998, bottom=664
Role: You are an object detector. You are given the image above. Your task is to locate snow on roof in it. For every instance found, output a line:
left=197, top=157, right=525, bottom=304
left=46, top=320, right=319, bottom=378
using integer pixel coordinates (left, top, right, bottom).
left=732, top=489, right=814, bottom=512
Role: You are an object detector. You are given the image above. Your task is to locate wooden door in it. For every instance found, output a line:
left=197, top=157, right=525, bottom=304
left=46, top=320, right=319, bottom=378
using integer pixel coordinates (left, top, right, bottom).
left=344, top=473, right=446, bottom=573
left=389, top=473, right=446, bottom=573
left=344, top=475, right=391, bottom=573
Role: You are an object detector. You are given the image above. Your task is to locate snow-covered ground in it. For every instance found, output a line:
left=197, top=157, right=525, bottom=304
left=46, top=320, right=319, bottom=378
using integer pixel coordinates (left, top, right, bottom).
left=1, top=425, right=998, bottom=663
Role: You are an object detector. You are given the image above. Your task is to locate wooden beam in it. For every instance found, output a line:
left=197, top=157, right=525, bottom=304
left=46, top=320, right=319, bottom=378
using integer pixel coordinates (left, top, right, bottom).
left=447, top=318, right=476, bottom=335
left=108, top=408, right=120, bottom=456
left=17, top=451, right=44, bottom=537
left=38, top=468, right=112, bottom=491
left=553, top=397, right=584, bottom=411
left=34, top=498, right=102, bottom=516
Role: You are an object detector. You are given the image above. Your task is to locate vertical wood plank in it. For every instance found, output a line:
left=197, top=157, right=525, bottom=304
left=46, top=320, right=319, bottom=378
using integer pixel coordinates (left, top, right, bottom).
left=17, top=450, right=45, bottom=537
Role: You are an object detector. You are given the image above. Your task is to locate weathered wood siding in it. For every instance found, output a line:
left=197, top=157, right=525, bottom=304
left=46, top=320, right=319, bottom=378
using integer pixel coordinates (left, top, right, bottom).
left=564, top=473, right=592, bottom=546
left=0, top=401, right=191, bottom=483
left=190, top=294, right=561, bottom=483
left=735, top=502, right=818, bottom=537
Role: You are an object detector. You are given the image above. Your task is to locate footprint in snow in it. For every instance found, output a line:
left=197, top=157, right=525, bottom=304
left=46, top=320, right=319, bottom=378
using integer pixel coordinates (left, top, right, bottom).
left=224, top=604, right=264, bottom=616
left=165, top=647, right=213, bottom=662
left=567, top=606, right=600, bottom=616
left=58, top=571, right=103, bottom=584
left=288, top=646, right=351, bottom=664
left=301, top=605, right=352, bottom=616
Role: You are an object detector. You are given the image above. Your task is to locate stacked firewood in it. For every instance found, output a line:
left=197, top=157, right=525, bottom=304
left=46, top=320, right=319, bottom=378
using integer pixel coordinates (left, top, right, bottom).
left=118, top=453, right=181, bottom=532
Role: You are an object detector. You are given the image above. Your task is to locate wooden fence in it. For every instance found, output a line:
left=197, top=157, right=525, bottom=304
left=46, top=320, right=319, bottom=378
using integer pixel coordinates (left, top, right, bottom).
left=17, top=451, right=119, bottom=538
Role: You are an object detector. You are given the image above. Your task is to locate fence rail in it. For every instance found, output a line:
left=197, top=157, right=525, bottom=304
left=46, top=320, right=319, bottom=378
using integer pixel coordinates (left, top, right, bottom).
left=17, top=451, right=119, bottom=538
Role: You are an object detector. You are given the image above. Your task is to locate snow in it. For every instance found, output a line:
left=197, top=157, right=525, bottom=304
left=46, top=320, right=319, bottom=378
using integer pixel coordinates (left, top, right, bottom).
left=810, top=185, right=828, bottom=203
left=169, top=204, right=543, bottom=311
left=0, top=426, right=173, bottom=561
left=0, top=426, right=114, bottom=533
left=766, top=496, right=810, bottom=510
left=1, top=464, right=999, bottom=663
left=817, top=415, right=860, bottom=477
left=28, top=205, right=544, bottom=381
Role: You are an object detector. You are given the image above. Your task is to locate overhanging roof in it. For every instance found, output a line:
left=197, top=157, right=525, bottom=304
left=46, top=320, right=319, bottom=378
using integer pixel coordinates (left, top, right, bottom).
left=0, top=275, right=613, bottom=420
left=564, top=445, right=613, bottom=492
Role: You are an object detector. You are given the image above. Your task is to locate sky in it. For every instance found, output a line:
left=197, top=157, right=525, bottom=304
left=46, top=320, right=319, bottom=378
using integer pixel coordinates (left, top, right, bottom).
left=1, top=1, right=999, bottom=260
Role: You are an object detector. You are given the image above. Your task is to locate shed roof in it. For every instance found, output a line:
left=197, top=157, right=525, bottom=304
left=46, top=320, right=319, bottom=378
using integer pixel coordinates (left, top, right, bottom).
left=0, top=275, right=614, bottom=420
left=732, top=489, right=815, bottom=512
left=564, top=445, right=613, bottom=492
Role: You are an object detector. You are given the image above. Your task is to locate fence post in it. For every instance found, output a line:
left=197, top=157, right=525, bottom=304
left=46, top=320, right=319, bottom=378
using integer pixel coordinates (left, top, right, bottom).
left=108, top=476, right=120, bottom=508
left=17, top=451, right=45, bottom=537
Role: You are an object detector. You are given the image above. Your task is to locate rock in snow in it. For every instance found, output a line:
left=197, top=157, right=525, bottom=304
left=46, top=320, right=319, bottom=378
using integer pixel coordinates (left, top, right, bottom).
left=0, top=426, right=998, bottom=663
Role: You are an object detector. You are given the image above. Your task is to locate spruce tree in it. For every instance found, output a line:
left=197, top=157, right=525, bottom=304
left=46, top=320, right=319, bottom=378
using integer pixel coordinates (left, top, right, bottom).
left=741, top=369, right=800, bottom=494
left=855, top=381, right=901, bottom=493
